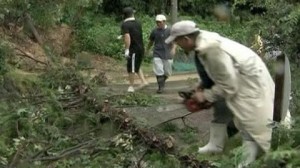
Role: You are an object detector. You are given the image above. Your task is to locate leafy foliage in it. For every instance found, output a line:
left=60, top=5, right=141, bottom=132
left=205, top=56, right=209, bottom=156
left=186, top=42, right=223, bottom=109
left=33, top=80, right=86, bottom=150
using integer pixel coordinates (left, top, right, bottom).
left=0, top=0, right=104, bottom=28
left=194, top=19, right=252, bottom=45
left=74, top=14, right=123, bottom=58
left=0, top=40, right=11, bottom=75
left=101, top=0, right=170, bottom=16
left=251, top=0, right=300, bottom=61
left=1, top=0, right=300, bottom=167
left=264, top=149, right=300, bottom=167
left=179, top=0, right=219, bottom=18
left=40, top=65, right=84, bottom=89
left=109, top=92, right=162, bottom=107
left=145, top=152, right=181, bottom=168
left=178, top=127, right=199, bottom=144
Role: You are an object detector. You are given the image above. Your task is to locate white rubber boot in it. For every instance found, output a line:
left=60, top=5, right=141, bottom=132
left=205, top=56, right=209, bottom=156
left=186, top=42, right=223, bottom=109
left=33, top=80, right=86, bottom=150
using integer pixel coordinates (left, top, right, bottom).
left=237, top=141, right=259, bottom=168
left=198, top=123, right=227, bottom=154
left=282, top=109, right=292, bottom=129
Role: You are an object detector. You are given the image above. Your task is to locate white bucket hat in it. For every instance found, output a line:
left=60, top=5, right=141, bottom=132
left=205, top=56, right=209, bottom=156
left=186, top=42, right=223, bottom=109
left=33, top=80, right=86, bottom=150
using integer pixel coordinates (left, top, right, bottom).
left=165, top=20, right=200, bottom=44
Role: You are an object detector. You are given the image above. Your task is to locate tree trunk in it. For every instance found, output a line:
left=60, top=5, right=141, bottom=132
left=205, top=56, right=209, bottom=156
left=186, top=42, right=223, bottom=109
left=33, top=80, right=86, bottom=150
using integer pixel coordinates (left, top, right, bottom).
left=170, top=0, right=178, bottom=24
left=24, top=13, right=43, bottom=45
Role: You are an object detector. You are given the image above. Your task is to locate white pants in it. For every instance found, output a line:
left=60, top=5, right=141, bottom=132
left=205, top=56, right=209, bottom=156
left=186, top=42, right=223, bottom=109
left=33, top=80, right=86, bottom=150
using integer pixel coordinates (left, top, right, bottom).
left=153, top=57, right=173, bottom=76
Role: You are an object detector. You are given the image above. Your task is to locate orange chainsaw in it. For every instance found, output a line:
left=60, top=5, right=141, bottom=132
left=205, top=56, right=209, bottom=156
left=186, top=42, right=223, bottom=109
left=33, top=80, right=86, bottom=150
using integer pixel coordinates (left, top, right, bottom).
left=178, top=90, right=213, bottom=112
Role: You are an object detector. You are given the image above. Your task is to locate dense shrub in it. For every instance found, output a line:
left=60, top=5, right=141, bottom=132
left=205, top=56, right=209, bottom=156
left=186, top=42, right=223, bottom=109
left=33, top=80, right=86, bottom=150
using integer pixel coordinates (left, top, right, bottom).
left=74, top=17, right=123, bottom=58
left=73, top=14, right=157, bottom=60
left=0, top=41, right=11, bottom=75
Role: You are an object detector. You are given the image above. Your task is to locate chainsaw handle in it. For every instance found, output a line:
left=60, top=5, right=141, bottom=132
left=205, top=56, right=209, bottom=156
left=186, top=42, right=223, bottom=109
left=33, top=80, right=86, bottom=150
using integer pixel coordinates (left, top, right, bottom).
left=178, top=91, right=195, bottom=99
left=178, top=91, right=189, bottom=99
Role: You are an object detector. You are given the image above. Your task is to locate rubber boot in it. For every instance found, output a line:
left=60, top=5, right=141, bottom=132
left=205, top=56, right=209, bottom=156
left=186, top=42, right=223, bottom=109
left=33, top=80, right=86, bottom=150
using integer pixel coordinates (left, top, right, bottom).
left=163, top=75, right=169, bottom=82
left=156, top=76, right=165, bottom=94
left=198, top=123, right=228, bottom=154
left=237, top=141, right=260, bottom=168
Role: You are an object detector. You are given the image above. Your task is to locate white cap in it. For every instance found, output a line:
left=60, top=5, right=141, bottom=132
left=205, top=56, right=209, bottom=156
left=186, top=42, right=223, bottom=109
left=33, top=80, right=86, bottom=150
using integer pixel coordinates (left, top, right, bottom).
left=155, top=14, right=167, bottom=21
left=165, top=20, right=200, bottom=44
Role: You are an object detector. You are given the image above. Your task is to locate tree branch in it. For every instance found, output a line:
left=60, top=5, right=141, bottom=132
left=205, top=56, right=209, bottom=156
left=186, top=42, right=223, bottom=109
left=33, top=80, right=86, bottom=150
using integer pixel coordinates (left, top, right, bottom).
left=30, top=139, right=97, bottom=162
left=152, top=111, right=205, bottom=128
left=9, top=142, right=27, bottom=168
left=15, top=47, right=48, bottom=65
left=136, top=150, right=149, bottom=168
left=24, top=12, right=43, bottom=45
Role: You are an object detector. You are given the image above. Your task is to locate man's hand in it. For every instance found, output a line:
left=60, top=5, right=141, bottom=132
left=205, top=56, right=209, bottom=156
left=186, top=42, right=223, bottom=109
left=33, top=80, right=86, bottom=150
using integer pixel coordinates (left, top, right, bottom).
left=178, top=90, right=213, bottom=112
left=117, top=35, right=122, bottom=40
left=170, top=49, right=176, bottom=57
left=170, top=43, right=177, bottom=57
left=124, top=49, right=130, bottom=59
left=192, top=90, right=206, bottom=103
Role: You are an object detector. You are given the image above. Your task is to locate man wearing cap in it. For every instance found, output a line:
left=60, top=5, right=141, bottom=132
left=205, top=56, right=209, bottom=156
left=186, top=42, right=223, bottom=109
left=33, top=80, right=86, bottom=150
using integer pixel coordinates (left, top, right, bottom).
left=146, top=14, right=176, bottom=93
left=165, top=20, right=276, bottom=167
left=120, top=7, right=148, bottom=93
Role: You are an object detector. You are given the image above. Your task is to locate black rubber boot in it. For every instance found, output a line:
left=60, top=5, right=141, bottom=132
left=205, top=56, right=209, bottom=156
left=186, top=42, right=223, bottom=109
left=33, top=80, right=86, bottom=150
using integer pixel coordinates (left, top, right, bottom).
left=163, top=75, right=168, bottom=82
left=156, top=76, right=165, bottom=94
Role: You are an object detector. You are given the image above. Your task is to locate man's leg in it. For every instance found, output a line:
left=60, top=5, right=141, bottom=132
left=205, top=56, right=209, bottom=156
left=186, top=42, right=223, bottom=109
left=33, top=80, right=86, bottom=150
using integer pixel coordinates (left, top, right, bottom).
left=198, top=122, right=228, bottom=154
left=213, top=99, right=238, bottom=137
left=127, top=54, right=135, bottom=92
left=198, top=99, right=237, bottom=154
left=156, top=76, right=165, bottom=93
left=237, top=130, right=261, bottom=168
left=153, top=58, right=165, bottom=93
left=138, top=69, right=148, bottom=85
left=163, top=59, right=173, bottom=82
left=135, top=53, right=148, bottom=89
left=127, top=72, right=135, bottom=92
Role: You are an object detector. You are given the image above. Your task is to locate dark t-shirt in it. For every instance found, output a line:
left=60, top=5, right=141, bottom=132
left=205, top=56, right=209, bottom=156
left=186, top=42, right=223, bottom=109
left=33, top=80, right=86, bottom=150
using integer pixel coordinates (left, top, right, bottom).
left=149, top=27, right=172, bottom=59
left=121, top=20, right=144, bottom=54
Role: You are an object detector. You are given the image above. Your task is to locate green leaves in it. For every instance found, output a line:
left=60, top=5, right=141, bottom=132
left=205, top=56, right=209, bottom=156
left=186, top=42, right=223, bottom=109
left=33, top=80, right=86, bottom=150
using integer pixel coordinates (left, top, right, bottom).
left=74, top=15, right=123, bottom=58
left=109, top=92, right=162, bottom=107
left=0, top=41, right=11, bottom=75
left=264, top=149, right=300, bottom=168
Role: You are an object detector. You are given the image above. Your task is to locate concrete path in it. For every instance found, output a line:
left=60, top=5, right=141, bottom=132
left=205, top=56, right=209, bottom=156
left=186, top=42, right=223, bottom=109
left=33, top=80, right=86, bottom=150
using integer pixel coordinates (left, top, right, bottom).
left=109, top=72, right=214, bottom=142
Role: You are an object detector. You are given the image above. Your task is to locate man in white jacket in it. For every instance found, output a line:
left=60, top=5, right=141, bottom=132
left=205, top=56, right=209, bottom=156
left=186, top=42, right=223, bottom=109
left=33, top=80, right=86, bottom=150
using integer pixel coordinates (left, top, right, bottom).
left=165, top=20, right=275, bottom=167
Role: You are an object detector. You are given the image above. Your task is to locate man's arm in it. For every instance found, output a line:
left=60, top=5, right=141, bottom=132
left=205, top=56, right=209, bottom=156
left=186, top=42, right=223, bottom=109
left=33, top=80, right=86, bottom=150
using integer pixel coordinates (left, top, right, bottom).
left=202, top=48, right=238, bottom=102
left=166, top=28, right=176, bottom=57
left=121, top=23, right=131, bottom=57
left=123, top=33, right=131, bottom=50
left=170, top=43, right=177, bottom=57
left=194, top=54, right=214, bottom=89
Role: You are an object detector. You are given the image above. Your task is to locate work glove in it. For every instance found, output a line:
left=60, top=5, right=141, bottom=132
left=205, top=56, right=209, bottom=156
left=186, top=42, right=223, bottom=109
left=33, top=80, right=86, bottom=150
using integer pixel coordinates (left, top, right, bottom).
left=124, top=49, right=130, bottom=59
left=117, top=35, right=122, bottom=40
